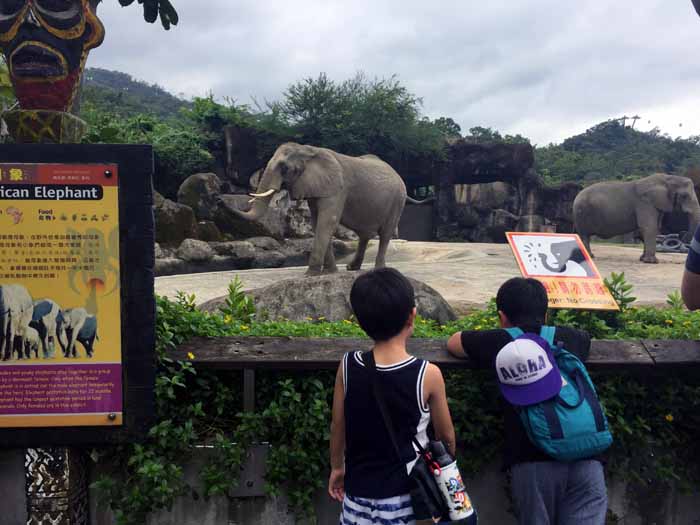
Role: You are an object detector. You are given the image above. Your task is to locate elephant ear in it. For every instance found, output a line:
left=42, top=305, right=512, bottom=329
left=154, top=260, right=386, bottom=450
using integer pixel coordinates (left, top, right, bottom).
left=637, top=176, right=673, bottom=212
left=290, top=149, right=344, bottom=200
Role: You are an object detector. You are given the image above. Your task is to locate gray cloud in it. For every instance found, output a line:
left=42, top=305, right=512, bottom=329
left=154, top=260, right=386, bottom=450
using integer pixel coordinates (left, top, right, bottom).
left=90, top=0, right=700, bottom=144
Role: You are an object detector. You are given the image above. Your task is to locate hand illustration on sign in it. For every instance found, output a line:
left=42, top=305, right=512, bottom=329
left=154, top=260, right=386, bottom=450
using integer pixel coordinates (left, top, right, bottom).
left=517, top=237, right=596, bottom=277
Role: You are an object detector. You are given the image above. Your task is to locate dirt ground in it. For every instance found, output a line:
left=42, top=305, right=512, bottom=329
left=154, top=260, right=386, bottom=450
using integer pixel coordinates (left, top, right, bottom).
left=155, top=241, right=686, bottom=314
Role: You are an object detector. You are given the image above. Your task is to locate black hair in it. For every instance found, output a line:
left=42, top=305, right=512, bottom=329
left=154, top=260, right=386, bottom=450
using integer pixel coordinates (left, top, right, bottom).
left=496, top=277, right=548, bottom=326
left=350, top=268, right=415, bottom=342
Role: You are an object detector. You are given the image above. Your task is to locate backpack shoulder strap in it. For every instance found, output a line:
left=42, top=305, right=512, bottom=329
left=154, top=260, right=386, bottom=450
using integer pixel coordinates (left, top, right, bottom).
left=539, top=326, right=556, bottom=347
left=505, top=327, right=524, bottom=339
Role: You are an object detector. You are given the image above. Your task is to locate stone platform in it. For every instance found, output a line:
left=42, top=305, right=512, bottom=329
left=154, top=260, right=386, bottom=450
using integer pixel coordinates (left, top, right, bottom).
left=155, top=241, right=687, bottom=314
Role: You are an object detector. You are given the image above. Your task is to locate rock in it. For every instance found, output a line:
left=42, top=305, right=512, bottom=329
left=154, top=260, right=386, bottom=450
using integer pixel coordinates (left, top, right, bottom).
left=516, top=214, right=545, bottom=232
left=197, top=221, right=223, bottom=242
left=154, top=242, right=163, bottom=259
left=154, top=192, right=198, bottom=246
left=177, top=173, right=222, bottom=220
left=286, top=200, right=314, bottom=238
left=213, top=194, right=287, bottom=239
left=176, top=239, right=215, bottom=263
left=332, top=239, right=357, bottom=257
left=199, top=273, right=456, bottom=324
left=247, top=236, right=282, bottom=251
left=210, top=241, right=256, bottom=264
left=251, top=251, right=286, bottom=269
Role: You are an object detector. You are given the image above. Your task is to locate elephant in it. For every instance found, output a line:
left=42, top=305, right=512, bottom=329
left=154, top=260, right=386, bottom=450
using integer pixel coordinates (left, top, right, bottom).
left=23, top=326, right=41, bottom=359
left=63, top=308, right=89, bottom=358
left=227, top=143, right=429, bottom=275
left=537, top=240, right=596, bottom=277
left=30, top=299, right=67, bottom=358
left=76, top=315, right=98, bottom=358
left=0, top=284, right=34, bottom=360
left=573, top=173, right=700, bottom=263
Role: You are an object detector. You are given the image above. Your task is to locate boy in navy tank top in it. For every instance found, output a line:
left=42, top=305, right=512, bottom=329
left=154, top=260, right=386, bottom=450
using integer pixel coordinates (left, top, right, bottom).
left=329, top=268, right=457, bottom=525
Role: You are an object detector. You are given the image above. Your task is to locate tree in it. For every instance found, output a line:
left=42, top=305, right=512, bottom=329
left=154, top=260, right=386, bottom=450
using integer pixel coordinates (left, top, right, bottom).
left=433, top=117, right=462, bottom=139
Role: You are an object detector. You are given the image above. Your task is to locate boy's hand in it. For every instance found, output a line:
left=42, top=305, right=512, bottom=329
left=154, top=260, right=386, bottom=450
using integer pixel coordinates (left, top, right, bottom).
left=328, top=468, right=345, bottom=501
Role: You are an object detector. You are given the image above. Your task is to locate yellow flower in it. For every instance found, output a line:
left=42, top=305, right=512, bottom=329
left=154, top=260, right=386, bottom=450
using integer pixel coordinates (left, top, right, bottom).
left=343, top=319, right=352, bottom=324
left=665, top=414, right=674, bottom=422
left=241, top=325, right=249, bottom=331
left=665, top=319, right=673, bottom=325
left=187, top=352, right=195, bottom=360
left=319, top=316, right=326, bottom=321
left=306, top=317, right=313, bottom=321
left=474, top=325, right=482, bottom=330
left=224, top=315, right=233, bottom=324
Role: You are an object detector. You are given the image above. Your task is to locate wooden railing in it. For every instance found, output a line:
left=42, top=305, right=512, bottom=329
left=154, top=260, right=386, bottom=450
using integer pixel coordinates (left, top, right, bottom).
left=173, top=337, right=700, bottom=411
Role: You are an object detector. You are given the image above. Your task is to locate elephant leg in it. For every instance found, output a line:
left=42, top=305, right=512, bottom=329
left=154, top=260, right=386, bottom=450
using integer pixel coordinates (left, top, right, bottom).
left=347, top=235, right=371, bottom=271
left=580, top=234, right=594, bottom=258
left=374, top=229, right=393, bottom=269
left=307, top=197, right=342, bottom=276
left=638, top=208, right=659, bottom=263
left=323, top=244, right=338, bottom=274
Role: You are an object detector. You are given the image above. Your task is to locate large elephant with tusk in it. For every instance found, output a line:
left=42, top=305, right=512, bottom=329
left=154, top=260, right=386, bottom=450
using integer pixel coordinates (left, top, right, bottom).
left=225, top=143, right=428, bottom=275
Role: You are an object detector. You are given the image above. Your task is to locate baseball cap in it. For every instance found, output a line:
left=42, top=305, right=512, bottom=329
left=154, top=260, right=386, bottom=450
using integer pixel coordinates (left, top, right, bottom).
left=495, top=334, right=563, bottom=406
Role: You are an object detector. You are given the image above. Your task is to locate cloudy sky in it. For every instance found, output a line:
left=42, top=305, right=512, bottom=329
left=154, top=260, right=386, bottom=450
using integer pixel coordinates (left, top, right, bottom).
left=90, top=0, right=700, bottom=145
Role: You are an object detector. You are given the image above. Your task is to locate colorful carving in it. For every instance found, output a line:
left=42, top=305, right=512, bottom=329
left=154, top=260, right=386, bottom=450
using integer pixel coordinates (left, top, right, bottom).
left=0, top=0, right=104, bottom=113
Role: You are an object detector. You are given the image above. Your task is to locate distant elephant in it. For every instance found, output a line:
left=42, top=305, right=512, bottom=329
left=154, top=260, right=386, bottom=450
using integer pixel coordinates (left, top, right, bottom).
left=76, top=315, right=97, bottom=358
left=63, top=308, right=89, bottom=358
left=537, top=240, right=596, bottom=277
left=0, top=284, right=33, bottom=360
left=30, top=299, right=67, bottom=358
left=574, top=173, right=700, bottom=263
left=226, top=143, right=429, bottom=275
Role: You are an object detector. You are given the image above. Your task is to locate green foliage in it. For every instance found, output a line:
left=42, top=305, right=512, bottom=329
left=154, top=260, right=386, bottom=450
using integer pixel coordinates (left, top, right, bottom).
left=266, top=72, right=448, bottom=165
left=464, top=126, right=530, bottom=145
left=535, top=119, right=700, bottom=185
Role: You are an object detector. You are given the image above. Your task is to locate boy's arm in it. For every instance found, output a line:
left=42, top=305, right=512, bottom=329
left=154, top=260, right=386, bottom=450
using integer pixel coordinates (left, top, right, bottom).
left=424, top=363, right=456, bottom=456
left=328, top=362, right=345, bottom=501
left=447, top=329, right=510, bottom=368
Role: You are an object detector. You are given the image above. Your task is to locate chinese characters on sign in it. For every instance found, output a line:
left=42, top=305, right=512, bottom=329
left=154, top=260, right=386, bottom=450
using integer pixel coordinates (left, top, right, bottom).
left=506, top=232, right=619, bottom=311
left=0, top=164, right=122, bottom=428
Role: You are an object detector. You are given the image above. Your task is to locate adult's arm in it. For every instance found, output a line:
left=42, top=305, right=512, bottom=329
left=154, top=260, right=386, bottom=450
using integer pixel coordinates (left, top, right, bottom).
left=682, top=225, right=700, bottom=310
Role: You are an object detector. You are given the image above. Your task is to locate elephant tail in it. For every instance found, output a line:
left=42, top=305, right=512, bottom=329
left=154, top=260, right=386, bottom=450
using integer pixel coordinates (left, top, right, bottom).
left=406, top=196, right=434, bottom=205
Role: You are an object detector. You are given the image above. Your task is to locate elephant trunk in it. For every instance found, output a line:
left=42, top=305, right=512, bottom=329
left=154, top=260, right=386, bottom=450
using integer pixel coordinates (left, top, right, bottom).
left=230, top=196, right=273, bottom=221
left=230, top=168, right=283, bottom=222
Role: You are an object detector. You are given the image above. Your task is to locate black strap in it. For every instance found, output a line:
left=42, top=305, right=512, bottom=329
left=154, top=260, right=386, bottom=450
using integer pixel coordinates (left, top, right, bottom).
left=364, top=350, right=405, bottom=462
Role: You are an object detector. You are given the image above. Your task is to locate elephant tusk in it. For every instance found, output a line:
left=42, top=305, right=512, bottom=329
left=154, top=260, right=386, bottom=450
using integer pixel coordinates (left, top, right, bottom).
left=249, top=189, right=276, bottom=198
left=248, top=197, right=257, bottom=204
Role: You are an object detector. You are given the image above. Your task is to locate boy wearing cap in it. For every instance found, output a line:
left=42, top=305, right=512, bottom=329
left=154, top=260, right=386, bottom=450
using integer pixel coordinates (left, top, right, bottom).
left=447, top=277, right=607, bottom=525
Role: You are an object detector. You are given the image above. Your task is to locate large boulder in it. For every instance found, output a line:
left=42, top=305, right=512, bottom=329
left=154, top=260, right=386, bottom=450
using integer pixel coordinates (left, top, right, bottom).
left=154, top=191, right=198, bottom=246
left=199, top=272, right=456, bottom=324
left=177, top=173, right=222, bottom=220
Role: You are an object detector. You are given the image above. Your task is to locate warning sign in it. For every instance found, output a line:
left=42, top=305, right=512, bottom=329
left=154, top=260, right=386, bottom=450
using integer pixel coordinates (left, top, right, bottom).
left=506, top=232, right=618, bottom=311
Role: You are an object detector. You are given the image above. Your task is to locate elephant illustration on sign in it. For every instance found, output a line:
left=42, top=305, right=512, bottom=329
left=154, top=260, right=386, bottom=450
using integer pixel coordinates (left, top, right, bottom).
left=23, top=326, right=41, bottom=359
left=76, top=315, right=98, bottom=358
left=0, top=284, right=34, bottom=360
left=63, top=308, right=89, bottom=358
left=537, top=240, right=596, bottom=277
left=226, top=143, right=430, bottom=275
left=574, top=173, right=700, bottom=263
left=30, top=299, right=67, bottom=358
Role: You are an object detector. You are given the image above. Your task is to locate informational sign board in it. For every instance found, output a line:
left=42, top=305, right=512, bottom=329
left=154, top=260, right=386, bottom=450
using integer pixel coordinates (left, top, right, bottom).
left=0, top=164, right=122, bottom=427
left=0, top=144, right=155, bottom=448
left=506, top=232, right=619, bottom=311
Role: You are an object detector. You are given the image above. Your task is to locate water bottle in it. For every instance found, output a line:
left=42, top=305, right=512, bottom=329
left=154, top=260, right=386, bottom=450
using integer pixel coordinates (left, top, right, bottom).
left=429, top=440, right=477, bottom=524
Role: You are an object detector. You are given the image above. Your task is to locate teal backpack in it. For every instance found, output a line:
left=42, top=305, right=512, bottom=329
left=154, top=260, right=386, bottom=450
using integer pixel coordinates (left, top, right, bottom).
left=504, top=326, right=613, bottom=462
